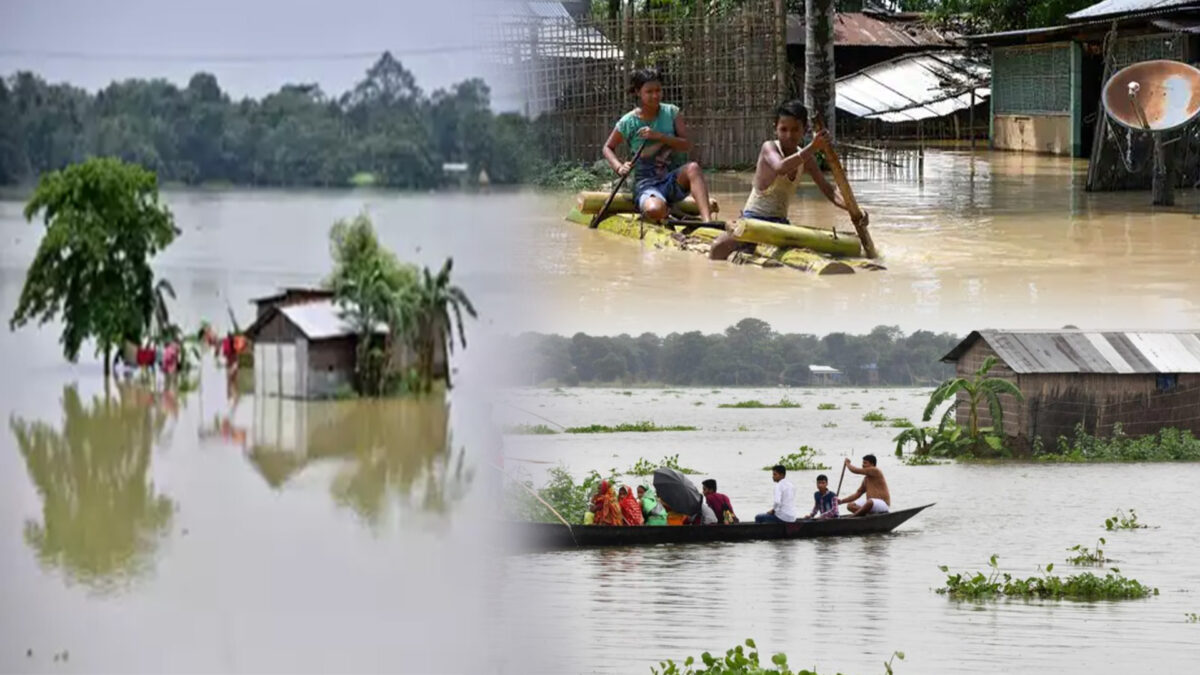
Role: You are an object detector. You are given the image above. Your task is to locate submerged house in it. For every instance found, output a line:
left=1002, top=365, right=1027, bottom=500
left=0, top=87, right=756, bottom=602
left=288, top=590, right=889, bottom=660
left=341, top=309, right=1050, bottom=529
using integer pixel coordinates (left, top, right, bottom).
left=809, top=365, right=844, bottom=386
left=941, top=329, right=1200, bottom=453
left=245, top=291, right=447, bottom=399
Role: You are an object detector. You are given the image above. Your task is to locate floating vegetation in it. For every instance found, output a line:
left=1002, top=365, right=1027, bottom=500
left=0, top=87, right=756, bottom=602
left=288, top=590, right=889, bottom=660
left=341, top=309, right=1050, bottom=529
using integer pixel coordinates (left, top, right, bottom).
left=764, top=446, right=829, bottom=471
left=817, top=403, right=839, bottom=410
left=1186, top=613, right=1199, bottom=623
left=889, top=418, right=914, bottom=428
left=650, top=639, right=902, bottom=675
left=565, top=421, right=699, bottom=434
left=1066, top=538, right=1108, bottom=565
left=505, top=423, right=559, bottom=435
left=822, top=422, right=838, bottom=428
left=718, top=397, right=801, bottom=409
left=1034, top=424, right=1200, bottom=463
left=862, top=411, right=887, bottom=422
left=627, top=454, right=700, bottom=476
left=937, top=555, right=1156, bottom=601
left=736, top=425, right=751, bottom=432
left=901, top=454, right=946, bottom=466
left=1105, top=509, right=1149, bottom=531
left=849, top=402, right=861, bottom=408
left=621, top=391, right=634, bottom=396
left=693, top=401, right=705, bottom=406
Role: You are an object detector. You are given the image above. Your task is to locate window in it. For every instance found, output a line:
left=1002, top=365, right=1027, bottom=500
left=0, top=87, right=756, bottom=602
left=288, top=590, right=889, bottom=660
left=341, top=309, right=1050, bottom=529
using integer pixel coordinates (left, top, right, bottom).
left=1156, top=374, right=1178, bottom=392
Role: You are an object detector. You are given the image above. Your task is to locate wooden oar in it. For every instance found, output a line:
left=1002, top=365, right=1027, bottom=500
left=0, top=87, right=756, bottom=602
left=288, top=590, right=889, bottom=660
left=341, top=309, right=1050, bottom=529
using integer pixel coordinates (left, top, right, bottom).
left=812, top=116, right=879, bottom=259
left=590, top=143, right=645, bottom=229
left=830, top=460, right=849, bottom=517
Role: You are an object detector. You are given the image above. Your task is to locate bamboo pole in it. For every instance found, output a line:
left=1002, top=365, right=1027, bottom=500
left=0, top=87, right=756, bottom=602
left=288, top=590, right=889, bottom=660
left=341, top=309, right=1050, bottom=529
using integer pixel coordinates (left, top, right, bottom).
left=731, top=218, right=862, bottom=257
left=813, top=116, right=879, bottom=259
left=576, top=192, right=719, bottom=216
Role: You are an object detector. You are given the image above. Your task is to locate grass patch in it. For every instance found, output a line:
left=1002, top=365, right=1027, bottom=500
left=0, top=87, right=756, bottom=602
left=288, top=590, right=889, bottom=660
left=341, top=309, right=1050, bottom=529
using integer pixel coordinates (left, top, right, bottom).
left=817, top=403, right=839, bottom=410
left=889, top=418, right=914, bottom=428
left=937, top=555, right=1157, bottom=601
left=901, top=454, right=946, bottom=466
left=736, top=424, right=751, bottom=432
left=693, top=401, right=704, bottom=406
left=505, top=423, right=559, bottom=435
left=1066, top=538, right=1108, bottom=565
left=565, top=421, right=698, bottom=433
left=763, top=446, right=829, bottom=471
left=1187, top=613, right=1199, bottom=623
left=822, top=422, right=838, bottom=428
left=718, top=397, right=801, bottom=409
left=861, top=411, right=887, bottom=422
left=650, top=638, right=905, bottom=675
left=1105, top=509, right=1149, bottom=531
left=627, top=454, right=700, bottom=476
left=1035, top=424, right=1200, bottom=462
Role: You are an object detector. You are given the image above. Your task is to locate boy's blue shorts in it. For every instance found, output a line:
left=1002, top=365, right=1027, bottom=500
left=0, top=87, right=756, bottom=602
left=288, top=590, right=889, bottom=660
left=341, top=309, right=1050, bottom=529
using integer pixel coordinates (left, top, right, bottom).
left=633, top=169, right=688, bottom=212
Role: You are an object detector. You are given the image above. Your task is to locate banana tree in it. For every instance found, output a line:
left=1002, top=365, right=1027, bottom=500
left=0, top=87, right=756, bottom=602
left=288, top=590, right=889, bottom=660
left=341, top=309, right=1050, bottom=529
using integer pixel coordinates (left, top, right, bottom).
left=923, top=355, right=1024, bottom=453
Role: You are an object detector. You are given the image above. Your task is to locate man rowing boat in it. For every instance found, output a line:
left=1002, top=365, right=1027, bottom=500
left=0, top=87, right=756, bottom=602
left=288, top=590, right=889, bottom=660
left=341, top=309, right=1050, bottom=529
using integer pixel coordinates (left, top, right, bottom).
left=837, top=454, right=890, bottom=517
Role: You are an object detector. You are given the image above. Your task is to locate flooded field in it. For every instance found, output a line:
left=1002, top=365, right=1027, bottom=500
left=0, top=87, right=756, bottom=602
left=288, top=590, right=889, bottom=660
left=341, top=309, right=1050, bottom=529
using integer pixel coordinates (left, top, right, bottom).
left=521, top=150, right=1200, bottom=335
left=0, top=189, right=520, bottom=673
left=498, top=387, right=1200, bottom=674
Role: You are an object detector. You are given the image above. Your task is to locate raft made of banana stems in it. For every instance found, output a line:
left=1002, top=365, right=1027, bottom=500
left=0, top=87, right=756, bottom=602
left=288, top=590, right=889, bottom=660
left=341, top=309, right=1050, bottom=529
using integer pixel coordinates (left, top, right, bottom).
left=568, top=198, right=884, bottom=275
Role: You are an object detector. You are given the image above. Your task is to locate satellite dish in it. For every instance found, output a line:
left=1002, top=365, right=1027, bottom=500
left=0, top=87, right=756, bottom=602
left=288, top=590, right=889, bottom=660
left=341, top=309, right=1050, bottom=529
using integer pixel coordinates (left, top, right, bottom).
left=1102, top=59, right=1200, bottom=133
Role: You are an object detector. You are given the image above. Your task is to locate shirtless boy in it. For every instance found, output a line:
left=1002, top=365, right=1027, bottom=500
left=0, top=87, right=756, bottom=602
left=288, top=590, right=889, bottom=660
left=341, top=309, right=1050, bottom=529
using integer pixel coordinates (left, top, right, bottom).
left=838, top=454, right=891, bottom=517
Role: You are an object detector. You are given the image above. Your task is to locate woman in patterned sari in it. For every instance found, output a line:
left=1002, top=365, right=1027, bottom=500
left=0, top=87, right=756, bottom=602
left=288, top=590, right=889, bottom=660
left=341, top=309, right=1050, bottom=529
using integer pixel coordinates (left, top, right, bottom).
left=618, top=485, right=644, bottom=525
left=590, top=480, right=624, bottom=526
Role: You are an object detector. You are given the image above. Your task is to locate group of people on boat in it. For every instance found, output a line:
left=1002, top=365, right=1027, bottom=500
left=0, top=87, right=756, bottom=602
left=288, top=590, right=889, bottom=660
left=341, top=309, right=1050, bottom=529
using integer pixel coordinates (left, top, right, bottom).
left=600, top=67, right=868, bottom=261
left=585, top=455, right=891, bottom=527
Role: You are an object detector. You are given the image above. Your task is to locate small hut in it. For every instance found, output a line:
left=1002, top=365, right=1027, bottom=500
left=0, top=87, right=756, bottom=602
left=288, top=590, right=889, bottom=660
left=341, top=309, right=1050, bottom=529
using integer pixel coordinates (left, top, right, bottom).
left=941, top=329, right=1200, bottom=452
left=809, top=365, right=844, bottom=386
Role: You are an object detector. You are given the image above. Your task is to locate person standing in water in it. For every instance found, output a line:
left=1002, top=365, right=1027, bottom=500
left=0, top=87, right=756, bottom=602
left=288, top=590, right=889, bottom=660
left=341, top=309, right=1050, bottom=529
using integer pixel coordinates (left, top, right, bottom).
left=710, top=100, right=864, bottom=260
left=601, top=68, right=715, bottom=224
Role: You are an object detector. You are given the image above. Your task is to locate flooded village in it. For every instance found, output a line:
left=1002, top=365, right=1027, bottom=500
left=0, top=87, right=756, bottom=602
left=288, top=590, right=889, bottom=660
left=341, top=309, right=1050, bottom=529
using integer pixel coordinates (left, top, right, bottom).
left=2, top=0, right=1200, bottom=673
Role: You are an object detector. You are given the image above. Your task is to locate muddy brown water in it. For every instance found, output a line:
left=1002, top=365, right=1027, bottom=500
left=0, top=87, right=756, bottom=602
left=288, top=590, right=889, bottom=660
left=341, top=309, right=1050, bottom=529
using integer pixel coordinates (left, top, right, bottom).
left=520, top=150, right=1200, bottom=336
left=498, top=387, right=1200, bottom=674
left=0, top=189, right=524, bottom=673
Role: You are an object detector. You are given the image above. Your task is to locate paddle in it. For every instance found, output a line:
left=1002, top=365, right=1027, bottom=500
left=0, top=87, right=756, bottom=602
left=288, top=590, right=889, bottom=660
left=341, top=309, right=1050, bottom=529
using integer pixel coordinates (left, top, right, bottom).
left=812, top=115, right=879, bottom=259
left=590, top=142, right=646, bottom=229
left=829, top=460, right=849, bottom=518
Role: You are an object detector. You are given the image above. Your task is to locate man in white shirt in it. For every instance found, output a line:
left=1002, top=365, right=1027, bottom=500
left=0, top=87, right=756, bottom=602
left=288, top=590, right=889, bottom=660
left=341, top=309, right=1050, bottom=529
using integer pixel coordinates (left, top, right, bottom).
left=754, top=464, right=798, bottom=523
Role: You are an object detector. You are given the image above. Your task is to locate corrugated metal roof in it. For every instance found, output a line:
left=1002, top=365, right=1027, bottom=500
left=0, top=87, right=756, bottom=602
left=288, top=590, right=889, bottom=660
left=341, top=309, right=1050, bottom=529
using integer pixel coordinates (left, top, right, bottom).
left=809, top=365, right=841, bottom=374
left=1067, top=0, right=1199, bottom=21
left=275, top=300, right=387, bottom=341
left=941, top=330, right=1200, bottom=374
left=836, top=51, right=990, bottom=122
left=787, top=12, right=960, bottom=48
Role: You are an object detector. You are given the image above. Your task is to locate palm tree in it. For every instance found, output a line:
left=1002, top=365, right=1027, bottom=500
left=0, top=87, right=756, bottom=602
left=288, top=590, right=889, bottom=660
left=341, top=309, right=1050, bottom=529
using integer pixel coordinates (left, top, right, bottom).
left=923, top=356, right=1024, bottom=445
left=411, top=257, right=477, bottom=392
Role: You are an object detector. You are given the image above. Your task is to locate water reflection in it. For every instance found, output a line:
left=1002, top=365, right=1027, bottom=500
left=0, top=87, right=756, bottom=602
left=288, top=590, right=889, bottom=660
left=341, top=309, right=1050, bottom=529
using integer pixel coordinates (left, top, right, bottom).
left=10, top=385, right=176, bottom=593
left=242, top=396, right=475, bottom=525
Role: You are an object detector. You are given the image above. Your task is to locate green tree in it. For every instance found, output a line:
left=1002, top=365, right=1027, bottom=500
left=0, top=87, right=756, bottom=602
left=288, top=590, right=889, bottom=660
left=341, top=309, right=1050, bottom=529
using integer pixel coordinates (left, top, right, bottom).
left=9, top=158, right=178, bottom=379
left=411, top=258, right=477, bottom=392
left=923, top=355, right=1024, bottom=453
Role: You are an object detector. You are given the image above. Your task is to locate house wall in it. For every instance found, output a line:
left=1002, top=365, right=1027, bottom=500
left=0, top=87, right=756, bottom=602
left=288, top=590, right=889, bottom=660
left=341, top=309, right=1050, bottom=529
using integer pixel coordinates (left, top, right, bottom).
left=307, top=337, right=357, bottom=399
left=990, top=42, right=1083, bottom=156
left=993, top=114, right=1074, bottom=155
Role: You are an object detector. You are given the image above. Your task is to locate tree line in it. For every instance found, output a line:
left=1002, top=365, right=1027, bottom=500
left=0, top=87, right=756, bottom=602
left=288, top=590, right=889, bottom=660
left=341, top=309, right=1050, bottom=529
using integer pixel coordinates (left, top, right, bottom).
left=504, top=318, right=962, bottom=387
left=0, top=53, right=542, bottom=189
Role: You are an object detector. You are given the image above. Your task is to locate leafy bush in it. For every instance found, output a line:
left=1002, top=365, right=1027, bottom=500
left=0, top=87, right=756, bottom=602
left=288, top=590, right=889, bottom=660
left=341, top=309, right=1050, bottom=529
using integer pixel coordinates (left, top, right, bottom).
left=763, top=446, right=829, bottom=471
left=861, top=411, right=887, bottom=422
left=505, top=466, right=620, bottom=524
left=1035, top=423, right=1200, bottom=462
left=627, top=454, right=700, bottom=476
left=937, top=555, right=1156, bottom=601
left=529, top=159, right=611, bottom=191
left=565, top=421, right=698, bottom=433
left=719, top=398, right=801, bottom=409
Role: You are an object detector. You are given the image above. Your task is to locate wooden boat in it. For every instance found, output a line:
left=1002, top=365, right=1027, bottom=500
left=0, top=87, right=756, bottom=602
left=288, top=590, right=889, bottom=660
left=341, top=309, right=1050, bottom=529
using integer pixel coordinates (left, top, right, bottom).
left=510, top=503, right=933, bottom=551
left=568, top=192, right=886, bottom=275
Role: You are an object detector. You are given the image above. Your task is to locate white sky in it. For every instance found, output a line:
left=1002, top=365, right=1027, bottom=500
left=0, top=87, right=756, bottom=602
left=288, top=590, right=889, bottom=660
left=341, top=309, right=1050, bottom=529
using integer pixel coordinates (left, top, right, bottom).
left=0, top=0, right=524, bottom=110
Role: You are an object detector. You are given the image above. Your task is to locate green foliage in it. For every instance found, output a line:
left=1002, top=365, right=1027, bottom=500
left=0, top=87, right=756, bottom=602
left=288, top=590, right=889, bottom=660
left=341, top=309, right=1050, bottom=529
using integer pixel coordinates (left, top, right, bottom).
left=650, top=638, right=824, bottom=675
left=627, top=454, right=699, bottom=476
left=9, top=158, right=178, bottom=377
left=528, top=159, right=611, bottom=191
left=1186, top=613, right=1199, bottom=623
left=861, top=410, right=887, bottom=422
left=764, top=446, right=829, bottom=471
left=506, top=466, right=620, bottom=524
left=889, top=418, right=914, bottom=428
left=505, top=424, right=559, bottom=435
left=1035, top=423, right=1200, bottom=463
left=1066, top=538, right=1108, bottom=565
left=899, top=0, right=1094, bottom=34
left=565, top=421, right=698, bottom=433
left=410, top=257, right=477, bottom=392
left=817, top=403, right=839, bottom=410
left=900, top=453, right=946, bottom=466
left=937, top=555, right=1157, bottom=601
left=1104, top=509, right=1148, bottom=531
left=822, top=422, right=838, bottom=428
left=916, top=356, right=1021, bottom=458
left=719, top=398, right=801, bottom=409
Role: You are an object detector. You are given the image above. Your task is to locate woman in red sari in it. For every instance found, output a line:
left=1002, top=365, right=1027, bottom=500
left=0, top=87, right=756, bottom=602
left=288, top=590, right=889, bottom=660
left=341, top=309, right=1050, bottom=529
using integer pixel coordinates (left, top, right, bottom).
left=618, top=485, right=644, bottom=525
left=590, top=480, right=624, bottom=526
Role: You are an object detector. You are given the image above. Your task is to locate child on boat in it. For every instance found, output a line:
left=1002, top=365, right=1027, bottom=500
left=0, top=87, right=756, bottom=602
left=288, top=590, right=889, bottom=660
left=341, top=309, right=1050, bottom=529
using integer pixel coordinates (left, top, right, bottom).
left=805, top=474, right=839, bottom=519
left=710, top=100, right=864, bottom=260
left=601, top=68, right=714, bottom=224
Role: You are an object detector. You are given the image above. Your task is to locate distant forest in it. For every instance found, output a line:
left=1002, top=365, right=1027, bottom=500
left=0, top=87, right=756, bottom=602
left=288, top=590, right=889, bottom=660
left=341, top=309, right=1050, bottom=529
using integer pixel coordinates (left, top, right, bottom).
left=505, top=318, right=963, bottom=387
left=0, top=53, right=539, bottom=189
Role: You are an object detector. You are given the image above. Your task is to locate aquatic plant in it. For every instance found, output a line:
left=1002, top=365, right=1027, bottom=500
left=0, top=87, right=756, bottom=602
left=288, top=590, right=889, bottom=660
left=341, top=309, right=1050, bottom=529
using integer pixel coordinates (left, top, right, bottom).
left=817, top=403, right=839, bottom=410
left=505, top=424, right=559, bottom=435
left=764, top=446, right=830, bottom=471
left=1035, top=423, right=1200, bottom=463
left=861, top=411, right=887, bottom=422
left=822, top=422, right=838, bottom=428
left=736, top=425, right=751, bottom=432
left=937, top=555, right=1156, bottom=601
left=565, top=421, right=699, bottom=433
left=1105, top=509, right=1149, bottom=531
left=1066, top=538, right=1108, bottom=565
left=627, top=454, right=700, bottom=476
left=900, top=453, right=946, bottom=466
left=505, top=466, right=620, bottom=524
left=621, top=391, right=634, bottom=396
left=889, top=418, right=914, bottom=428
left=693, top=401, right=705, bottom=406
left=718, top=398, right=801, bottom=409
left=1186, top=613, right=1199, bottom=623
left=650, top=639, right=903, bottom=675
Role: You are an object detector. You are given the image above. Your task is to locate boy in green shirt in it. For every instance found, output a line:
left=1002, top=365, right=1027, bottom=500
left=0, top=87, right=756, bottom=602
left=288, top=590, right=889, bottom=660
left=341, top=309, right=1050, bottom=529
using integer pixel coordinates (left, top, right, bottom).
left=601, top=68, right=714, bottom=223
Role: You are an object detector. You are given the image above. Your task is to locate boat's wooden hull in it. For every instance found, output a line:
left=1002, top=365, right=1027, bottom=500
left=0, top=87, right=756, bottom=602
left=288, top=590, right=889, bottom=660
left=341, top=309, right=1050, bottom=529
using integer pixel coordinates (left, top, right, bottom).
left=565, top=208, right=885, bottom=275
left=510, top=503, right=933, bottom=551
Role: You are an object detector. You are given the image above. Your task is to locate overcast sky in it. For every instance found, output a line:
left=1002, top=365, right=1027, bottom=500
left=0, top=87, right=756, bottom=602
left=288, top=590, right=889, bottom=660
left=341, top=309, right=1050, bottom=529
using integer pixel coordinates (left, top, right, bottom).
left=0, top=0, right=524, bottom=110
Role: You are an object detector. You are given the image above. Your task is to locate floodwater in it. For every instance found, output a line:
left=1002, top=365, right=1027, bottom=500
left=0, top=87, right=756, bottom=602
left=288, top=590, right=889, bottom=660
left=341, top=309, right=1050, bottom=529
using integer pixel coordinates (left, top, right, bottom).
left=0, top=189, right=525, bottom=673
left=520, top=150, right=1200, bottom=335
left=498, top=387, right=1200, bottom=674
